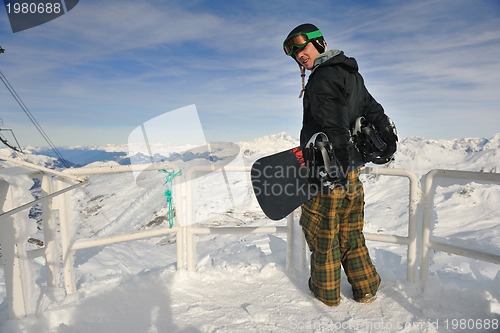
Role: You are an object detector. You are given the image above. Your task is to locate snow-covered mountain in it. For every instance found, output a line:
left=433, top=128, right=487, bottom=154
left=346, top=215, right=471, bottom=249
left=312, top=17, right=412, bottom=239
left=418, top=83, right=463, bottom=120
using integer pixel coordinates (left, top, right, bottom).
left=5, top=131, right=499, bottom=173
left=0, top=133, right=499, bottom=332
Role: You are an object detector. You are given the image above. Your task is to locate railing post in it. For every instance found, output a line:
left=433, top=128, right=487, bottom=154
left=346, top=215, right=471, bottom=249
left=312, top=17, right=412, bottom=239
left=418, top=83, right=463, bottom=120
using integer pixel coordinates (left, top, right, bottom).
left=285, top=212, right=293, bottom=270
left=41, top=175, right=60, bottom=288
left=286, top=211, right=309, bottom=274
left=176, top=176, right=188, bottom=270
left=405, top=169, right=420, bottom=283
left=0, top=178, right=34, bottom=318
left=420, top=169, right=436, bottom=286
left=56, top=178, right=77, bottom=294
left=186, top=170, right=197, bottom=271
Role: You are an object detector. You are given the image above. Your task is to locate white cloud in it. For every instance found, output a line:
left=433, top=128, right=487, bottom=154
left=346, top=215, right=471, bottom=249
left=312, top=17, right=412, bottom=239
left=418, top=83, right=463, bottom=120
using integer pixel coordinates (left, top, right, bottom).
left=1, top=0, right=499, bottom=146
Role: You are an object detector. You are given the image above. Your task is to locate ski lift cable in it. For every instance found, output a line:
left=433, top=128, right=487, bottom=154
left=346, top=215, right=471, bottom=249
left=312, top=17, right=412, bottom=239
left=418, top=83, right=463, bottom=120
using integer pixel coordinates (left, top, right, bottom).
left=0, top=55, right=117, bottom=227
left=0, top=71, right=55, bottom=149
left=0, top=70, right=71, bottom=168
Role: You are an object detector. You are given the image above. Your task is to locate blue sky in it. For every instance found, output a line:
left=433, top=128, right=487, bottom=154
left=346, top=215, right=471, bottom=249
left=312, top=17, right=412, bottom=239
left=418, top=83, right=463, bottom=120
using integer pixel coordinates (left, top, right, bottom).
left=1, top=0, right=499, bottom=147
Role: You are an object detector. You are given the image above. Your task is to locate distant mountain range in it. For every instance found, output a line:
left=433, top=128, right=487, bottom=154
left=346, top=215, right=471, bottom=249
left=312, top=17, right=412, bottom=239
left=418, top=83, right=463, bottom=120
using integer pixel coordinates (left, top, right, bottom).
left=1, top=132, right=498, bottom=176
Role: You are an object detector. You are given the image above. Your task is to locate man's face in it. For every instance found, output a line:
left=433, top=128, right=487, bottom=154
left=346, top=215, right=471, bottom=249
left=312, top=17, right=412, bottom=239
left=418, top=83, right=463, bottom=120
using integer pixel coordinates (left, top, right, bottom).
left=294, top=42, right=320, bottom=70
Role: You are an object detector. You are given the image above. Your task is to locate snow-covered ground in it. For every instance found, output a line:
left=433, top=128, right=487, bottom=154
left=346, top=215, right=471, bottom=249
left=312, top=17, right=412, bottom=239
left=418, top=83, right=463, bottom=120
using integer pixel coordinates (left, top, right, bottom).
left=0, top=133, right=499, bottom=332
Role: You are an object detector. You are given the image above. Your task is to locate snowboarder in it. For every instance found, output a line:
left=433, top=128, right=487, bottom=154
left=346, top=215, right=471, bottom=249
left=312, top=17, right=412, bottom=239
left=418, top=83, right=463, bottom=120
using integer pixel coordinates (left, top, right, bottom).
left=283, top=23, right=398, bottom=306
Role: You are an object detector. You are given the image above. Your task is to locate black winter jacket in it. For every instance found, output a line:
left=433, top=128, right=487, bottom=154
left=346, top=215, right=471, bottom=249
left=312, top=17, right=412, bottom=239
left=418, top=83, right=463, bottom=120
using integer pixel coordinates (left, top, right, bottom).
left=300, top=50, right=392, bottom=171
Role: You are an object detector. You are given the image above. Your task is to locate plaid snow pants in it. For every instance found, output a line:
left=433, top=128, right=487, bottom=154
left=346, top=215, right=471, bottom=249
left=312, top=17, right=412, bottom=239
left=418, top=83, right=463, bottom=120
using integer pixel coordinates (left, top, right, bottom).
left=299, top=169, right=380, bottom=306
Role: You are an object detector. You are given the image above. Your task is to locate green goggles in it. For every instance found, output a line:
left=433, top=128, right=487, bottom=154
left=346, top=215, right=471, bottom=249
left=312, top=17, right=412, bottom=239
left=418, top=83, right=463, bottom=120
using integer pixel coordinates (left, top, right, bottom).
left=283, top=30, right=323, bottom=56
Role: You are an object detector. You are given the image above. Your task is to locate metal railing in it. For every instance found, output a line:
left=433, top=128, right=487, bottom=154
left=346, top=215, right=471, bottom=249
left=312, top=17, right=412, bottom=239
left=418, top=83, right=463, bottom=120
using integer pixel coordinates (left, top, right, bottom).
left=1, top=156, right=499, bottom=319
left=420, top=169, right=500, bottom=286
left=0, top=156, right=86, bottom=319
left=182, top=165, right=420, bottom=280
left=361, top=167, right=420, bottom=282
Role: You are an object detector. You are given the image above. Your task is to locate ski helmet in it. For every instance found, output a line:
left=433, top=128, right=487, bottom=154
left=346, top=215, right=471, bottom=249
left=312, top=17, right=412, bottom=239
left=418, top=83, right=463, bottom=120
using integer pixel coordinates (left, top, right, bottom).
left=283, top=23, right=327, bottom=98
left=283, top=23, right=326, bottom=57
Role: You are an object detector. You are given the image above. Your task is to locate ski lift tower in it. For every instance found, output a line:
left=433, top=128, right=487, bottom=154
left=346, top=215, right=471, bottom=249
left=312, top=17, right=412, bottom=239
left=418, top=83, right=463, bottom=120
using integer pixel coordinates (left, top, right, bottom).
left=0, top=118, right=23, bottom=153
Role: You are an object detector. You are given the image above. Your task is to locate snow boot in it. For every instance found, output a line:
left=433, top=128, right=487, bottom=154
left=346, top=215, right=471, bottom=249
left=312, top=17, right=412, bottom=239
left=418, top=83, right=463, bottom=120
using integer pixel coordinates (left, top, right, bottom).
left=355, top=293, right=377, bottom=304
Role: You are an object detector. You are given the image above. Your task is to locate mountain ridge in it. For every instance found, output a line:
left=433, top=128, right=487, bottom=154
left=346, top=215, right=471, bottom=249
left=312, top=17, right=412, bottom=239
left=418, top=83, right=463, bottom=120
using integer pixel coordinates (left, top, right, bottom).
left=1, top=132, right=498, bottom=175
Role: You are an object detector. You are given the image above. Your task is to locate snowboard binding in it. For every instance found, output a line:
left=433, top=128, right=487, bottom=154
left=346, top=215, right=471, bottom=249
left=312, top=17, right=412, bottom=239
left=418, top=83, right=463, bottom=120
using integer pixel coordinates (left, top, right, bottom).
left=303, top=132, right=342, bottom=189
left=351, top=117, right=388, bottom=163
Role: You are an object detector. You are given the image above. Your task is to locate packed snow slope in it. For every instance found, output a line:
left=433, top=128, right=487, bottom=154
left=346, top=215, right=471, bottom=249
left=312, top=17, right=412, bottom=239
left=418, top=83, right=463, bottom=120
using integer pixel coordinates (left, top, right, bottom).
left=0, top=133, right=499, bottom=333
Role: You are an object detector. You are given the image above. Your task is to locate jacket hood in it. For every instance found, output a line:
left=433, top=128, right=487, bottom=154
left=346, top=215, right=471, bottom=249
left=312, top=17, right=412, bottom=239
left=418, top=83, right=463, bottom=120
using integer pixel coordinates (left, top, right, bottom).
left=312, top=49, right=359, bottom=73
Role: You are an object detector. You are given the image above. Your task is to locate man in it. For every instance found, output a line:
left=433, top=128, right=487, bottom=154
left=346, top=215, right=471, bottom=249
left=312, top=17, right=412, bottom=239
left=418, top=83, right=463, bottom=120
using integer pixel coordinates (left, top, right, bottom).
left=283, top=23, right=397, bottom=306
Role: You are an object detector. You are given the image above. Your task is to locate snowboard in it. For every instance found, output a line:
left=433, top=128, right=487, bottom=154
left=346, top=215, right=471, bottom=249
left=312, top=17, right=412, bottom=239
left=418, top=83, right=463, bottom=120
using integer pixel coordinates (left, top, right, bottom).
left=251, top=146, right=321, bottom=220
